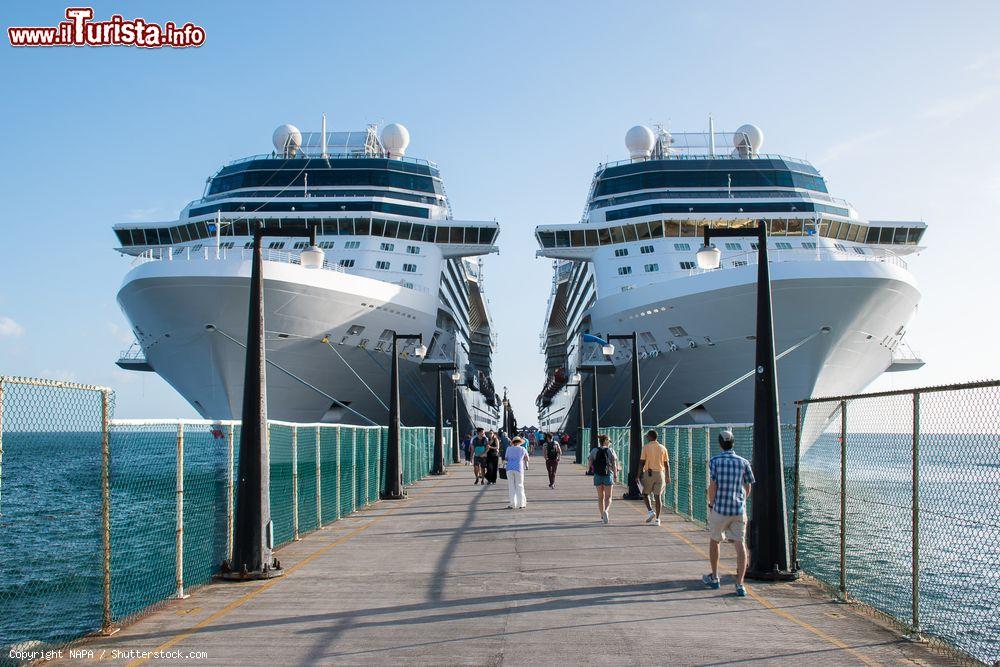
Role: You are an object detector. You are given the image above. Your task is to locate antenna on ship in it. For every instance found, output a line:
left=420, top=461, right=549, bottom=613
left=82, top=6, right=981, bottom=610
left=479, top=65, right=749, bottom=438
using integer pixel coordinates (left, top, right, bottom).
left=321, top=112, right=328, bottom=158
left=708, top=114, right=715, bottom=157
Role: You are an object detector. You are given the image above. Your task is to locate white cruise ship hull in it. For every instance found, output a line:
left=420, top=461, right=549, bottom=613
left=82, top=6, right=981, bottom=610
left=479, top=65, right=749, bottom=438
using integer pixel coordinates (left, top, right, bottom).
left=541, top=258, right=919, bottom=445
left=117, top=255, right=499, bottom=429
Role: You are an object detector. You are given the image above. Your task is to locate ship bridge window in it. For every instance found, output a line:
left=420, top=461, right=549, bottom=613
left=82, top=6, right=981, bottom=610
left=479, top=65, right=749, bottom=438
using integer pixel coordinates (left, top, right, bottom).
left=614, top=248, right=629, bottom=257
left=597, top=228, right=612, bottom=246
left=635, top=222, right=652, bottom=240
left=610, top=226, right=626, bottom=244
left=570, top=229, right=585, bottom=247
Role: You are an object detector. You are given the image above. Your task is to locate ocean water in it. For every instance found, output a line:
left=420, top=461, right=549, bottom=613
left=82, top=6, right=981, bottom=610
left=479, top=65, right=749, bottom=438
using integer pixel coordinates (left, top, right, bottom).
left=795, top=432, right=1000, bottom=664
left=1, top=430, right=997, bottom=664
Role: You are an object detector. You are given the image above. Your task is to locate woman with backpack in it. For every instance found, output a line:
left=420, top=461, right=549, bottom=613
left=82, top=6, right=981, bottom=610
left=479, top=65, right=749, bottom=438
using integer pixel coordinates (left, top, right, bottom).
left=484, top=432, right=500, bottom=485
left=543, top=433, right=561, bottom=489
left=471, top=427, right=489, bottom=484
left=589, top=434, right=619, bottom=524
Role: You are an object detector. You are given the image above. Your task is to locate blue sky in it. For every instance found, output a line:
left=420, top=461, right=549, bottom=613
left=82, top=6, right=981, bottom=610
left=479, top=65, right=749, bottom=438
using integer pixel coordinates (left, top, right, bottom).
left=2, top=1, right=999, bottom=419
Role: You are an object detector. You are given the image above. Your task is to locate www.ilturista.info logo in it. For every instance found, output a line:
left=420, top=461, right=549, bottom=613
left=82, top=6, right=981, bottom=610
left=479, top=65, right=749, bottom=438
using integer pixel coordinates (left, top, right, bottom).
left=8, top=7, right=205, bottom=48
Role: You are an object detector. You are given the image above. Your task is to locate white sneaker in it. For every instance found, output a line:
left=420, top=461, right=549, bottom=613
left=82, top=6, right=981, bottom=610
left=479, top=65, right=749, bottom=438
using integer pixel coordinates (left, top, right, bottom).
left=645, top=510, right=656, bottom=523
left=653, top=518, right=661, bottom=526
left=601, top=510, right=609, bottom=524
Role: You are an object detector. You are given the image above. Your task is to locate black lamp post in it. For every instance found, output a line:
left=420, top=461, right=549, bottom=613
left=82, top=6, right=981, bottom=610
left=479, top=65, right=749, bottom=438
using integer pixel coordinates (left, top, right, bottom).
left=606, top=332, right=644, bottom=500
left=696, top=220, right=796, bottom=581
left=450, top=370, right=466, bottom=464
left=381, top=332, right=427, bottom=500
left=225, top=224, right=325, bottom=580
left=431, top=363, right=456, bottom=475
left=564, top=372, right=587, bottom=465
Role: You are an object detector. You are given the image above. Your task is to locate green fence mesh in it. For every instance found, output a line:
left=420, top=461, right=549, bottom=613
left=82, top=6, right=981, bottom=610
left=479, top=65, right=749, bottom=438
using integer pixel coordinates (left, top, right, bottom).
left=0, top=376, right=453, bottom=665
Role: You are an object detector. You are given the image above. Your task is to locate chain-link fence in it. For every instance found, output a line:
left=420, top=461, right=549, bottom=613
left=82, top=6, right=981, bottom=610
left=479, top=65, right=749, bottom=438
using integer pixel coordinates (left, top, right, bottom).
left=795, top=379, right=1000, bottom=665
left=0, top=376, right=452, bottom=665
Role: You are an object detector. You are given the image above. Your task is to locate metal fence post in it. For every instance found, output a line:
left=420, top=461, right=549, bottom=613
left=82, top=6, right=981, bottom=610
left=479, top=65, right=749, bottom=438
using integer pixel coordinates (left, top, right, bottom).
left=672, top=429, right=679, bottom=510
left=175, top=422, right=188, bottom=599
left=315, top=425, right=322, bottom=527
left=292, top=425, right=299, bottom=541
left=839, top=400, right=847, bottom=602
left=100, top=389, right=115, bottom=634
left=334, top=427, right=341, bottom=521
left=687, top=427, right=694, bottom=520
left=0, top=378, right=4, bottom=516
left=226, top=424, right=234, bottom=562
left=911, top=391, right=921, bottom=637
left=704, top=426, right=711, bottom=521
left=351, top=431, right=358, bottom=512
left=791, top=404, right=801, bottom=570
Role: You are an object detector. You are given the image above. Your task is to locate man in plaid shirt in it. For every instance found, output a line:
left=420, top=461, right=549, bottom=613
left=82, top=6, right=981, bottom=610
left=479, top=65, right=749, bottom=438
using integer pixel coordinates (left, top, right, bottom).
left=702, top=429, right=755, bottom=597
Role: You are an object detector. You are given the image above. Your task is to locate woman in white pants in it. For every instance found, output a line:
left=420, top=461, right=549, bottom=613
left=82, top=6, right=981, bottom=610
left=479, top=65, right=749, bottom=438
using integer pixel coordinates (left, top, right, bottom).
left=505, top=436, right=529, bottom=509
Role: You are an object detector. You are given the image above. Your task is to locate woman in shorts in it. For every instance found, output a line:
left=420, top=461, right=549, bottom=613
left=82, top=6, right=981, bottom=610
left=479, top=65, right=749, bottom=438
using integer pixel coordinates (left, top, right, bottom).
left=588, top=434, right=618, bottom=524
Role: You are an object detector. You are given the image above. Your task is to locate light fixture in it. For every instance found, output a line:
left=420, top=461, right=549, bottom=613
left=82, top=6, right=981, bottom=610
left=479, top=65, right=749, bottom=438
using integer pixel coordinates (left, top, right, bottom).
left=299, top=245, right=325, bottom=269
left=602, top=343, right=615, bottom=356
left=414, top=344, right=428, bottom=358
left=696, top=243, right=722, bottom=270
left=570, top=372, right=582, bottom=383
left=451, top=371, right=461, bottom=382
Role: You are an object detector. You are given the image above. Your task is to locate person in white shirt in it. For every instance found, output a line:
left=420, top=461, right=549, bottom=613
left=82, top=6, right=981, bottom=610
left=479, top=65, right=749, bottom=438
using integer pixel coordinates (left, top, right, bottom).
left=504, top=437, right=530, bottom=509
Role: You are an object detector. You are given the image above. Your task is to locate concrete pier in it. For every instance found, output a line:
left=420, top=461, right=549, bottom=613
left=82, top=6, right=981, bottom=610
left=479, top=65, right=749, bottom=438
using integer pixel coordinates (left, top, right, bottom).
left=60, top=462, right=952, bottom=666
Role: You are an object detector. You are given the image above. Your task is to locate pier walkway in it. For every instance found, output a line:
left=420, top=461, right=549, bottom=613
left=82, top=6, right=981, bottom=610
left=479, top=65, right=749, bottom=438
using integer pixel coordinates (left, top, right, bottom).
left=64, top=463, right=949, bottom=666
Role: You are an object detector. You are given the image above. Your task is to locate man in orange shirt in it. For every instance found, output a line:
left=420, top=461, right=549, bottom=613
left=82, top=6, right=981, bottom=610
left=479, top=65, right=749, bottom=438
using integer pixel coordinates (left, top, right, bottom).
left=639, top=429, right=670, bottom=526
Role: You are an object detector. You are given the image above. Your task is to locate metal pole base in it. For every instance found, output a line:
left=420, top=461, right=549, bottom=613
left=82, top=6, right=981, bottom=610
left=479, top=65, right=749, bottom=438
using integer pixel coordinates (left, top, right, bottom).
left=216, top=559, right=284, bottom=581
left=380, top=490, right=407, bottom=500
left=745, top=567, right=800, bottom=582
left=90, top=626, right=120, bottom=638
left=621, top=491, right=644, bottom=500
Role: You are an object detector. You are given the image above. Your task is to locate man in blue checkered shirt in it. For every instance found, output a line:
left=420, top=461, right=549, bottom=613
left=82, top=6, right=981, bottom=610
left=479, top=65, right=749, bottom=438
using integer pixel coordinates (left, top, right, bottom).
left=702, top=429, right=755, bottom=596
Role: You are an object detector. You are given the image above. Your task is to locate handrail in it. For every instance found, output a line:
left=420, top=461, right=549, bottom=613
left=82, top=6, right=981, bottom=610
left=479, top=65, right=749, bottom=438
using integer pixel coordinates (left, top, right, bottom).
left=599, top=153, right=815, bottom=169
left=221, top=152, right=438, bottom=169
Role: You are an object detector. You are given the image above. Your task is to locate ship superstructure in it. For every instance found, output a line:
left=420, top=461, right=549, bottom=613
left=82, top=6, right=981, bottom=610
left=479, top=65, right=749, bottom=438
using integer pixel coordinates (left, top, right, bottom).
left=535, top=122, right=925, bottom=439
left=114, top=120, right=501, bottom=430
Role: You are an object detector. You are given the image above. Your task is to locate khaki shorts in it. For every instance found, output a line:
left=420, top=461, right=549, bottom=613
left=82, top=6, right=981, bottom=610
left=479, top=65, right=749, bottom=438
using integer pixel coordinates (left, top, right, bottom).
left=709, top=510, right=746, bottom=543
left=641, top=470, right=665, bottom=496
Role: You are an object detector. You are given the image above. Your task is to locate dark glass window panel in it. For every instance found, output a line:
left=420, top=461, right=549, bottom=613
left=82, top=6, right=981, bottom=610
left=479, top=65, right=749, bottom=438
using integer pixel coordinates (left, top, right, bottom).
left=622, top=224, right=638, bottom=242
left=585, top=229, right=598, bottom=246
left=384, top=220, right=399, bottom=239
left=610, top=226, right=625, bottom=244
left=371, top=219, right=386, bottom=237
left=597, top=227, right=612, bottom=246
left=570, top=230, right=585, bottom=247
left=635, top=222, right=652, bottom=240
left=423, top=225, right=435, bottom=242
left=662, top=221, right=679, bottom=237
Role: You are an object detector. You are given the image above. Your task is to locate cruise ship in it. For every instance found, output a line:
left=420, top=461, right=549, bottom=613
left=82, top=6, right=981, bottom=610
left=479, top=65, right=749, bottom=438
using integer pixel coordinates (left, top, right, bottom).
left=535, top=122, right=925, bottom=441
left=113, top=120, right=501, bottom=430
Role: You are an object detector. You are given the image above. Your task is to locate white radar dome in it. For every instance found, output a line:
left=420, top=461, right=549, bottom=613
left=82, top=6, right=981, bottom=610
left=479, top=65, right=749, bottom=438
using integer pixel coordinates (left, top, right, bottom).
left=272, top=124, right=302, bottom=156
left=625, top=125, right=655, bottom=159
left=381, top=123, right=410, bottom=158
left=733, top=123, right=764, bottom=157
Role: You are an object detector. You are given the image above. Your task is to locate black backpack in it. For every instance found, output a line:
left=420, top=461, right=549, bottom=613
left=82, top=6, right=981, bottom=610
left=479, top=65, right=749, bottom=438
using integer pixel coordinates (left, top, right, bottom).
left=593, top=447, right=612, bottom=476
left=546, top=443, right=559, bottom=460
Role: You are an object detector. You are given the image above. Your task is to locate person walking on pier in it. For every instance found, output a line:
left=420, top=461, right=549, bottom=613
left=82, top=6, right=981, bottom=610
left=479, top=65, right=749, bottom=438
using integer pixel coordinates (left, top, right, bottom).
left=484, top=433, right=500, bottom=485
left=472, top=427, right=489, bottom=484
left=589, top=434, right=618, bottom=524
left=505, top=436, right=529, bottom=509
left=463, top=432, right=473, bottom=465
left=702, top=429, right=755, bottom=597
left=640, top=429, right=670, bottom=526
left=543, top=432, right=562, bottom=489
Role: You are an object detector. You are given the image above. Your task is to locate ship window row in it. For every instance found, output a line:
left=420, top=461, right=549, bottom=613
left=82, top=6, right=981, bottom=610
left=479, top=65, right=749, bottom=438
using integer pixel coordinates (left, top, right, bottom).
left=589, top=188, right=838, bottom=210
left=536, top=218, right=923, bottom=250
left=189, top=200, right=432, bottom=219
left=115, top=217, right=499, bottom=248
left=594, top=169, right=828, bottom=197
left=200, top=188, right=444, bottom=206
left=208, top=166, right=442, bottom=196
left=604, top=200, right=849, bottom=222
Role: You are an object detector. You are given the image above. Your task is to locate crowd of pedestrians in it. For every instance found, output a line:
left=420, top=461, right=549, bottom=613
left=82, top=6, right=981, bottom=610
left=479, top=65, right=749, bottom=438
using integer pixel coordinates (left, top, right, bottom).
left=458, top=423, right=755, bottom=597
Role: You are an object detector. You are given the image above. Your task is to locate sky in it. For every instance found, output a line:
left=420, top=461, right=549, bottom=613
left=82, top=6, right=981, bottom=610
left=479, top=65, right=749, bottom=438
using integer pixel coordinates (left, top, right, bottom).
left=2, top=0, right=999, bottom=420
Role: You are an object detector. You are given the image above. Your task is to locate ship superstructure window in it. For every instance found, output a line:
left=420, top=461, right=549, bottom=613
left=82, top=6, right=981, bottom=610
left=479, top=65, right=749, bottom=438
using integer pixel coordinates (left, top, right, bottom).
left=339, top=259, right=355, bottom=267
left=402, top=263, right=417, bottom=273
left=802, top=242, right=817, bottom=249
left=375, top=260, right=390, bottom=270
left=345, top=241, right=361, bottom=249
left=673, top=243, right=691, bottom=251
left=750, top=242, right=759, bottom=250
left=406, top=245, right=420, bottom=254
left=835, top=243, right=846, bottom=251
left=640, top=245, right=654, bottom=254
left=244, top=241, right=254, bottom=248
left=644, top=263, right=659, bottom=272
left=319, top=241, right=335, bottom=249
left=853, top=246, right=866, bottom=255
left=775, top=242, right=792, bottom=250
left=617, top=266, right=633, bottom=275
left=614, top=248, right=629, bottom=257
left=220, top=242, right=235, bottom=249
left=380, top=242, right=395, bottom=252
left=725, top=243, right=742, bottom=251
left=268, top=241, right=285, bottom=250
left=680, top=261, right=696, bottom=270
left=293, top=241, right=309, bottom=249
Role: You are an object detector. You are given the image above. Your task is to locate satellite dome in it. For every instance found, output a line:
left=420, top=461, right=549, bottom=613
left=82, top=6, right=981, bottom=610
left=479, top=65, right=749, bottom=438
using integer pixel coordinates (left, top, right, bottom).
left=380, top=123, right=410, bottom=158
left=733, top=123, right=764, bottom=156
left=625, top=125, right=655, bottom=159
left=272, top=124, right=302, bottom=156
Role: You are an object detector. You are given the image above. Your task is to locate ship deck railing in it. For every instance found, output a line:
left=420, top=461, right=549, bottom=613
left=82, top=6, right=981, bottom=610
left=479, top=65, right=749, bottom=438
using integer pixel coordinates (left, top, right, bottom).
left=221, top=151, right=438, bottom=168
